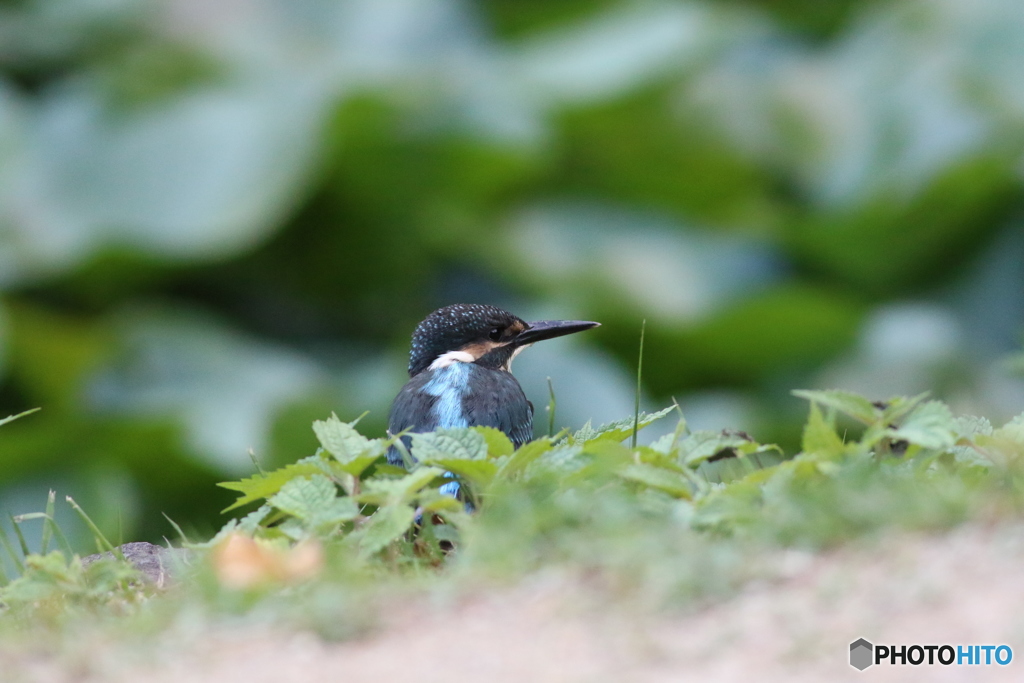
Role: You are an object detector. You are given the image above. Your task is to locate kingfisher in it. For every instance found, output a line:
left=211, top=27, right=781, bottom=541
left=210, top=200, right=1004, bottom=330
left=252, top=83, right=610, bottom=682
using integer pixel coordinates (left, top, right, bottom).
left=387, top=304, right=599, bottom=470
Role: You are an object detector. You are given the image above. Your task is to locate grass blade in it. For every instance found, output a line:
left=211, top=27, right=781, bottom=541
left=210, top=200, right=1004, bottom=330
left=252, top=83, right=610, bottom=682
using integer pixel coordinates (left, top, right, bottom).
left=48, top=520, right=75, bottom=558
left=546, top=377, right=557, bottom=438
left=163, top=512, right=192, bottom=545
left=0, top=407, right=41, bottom=428
left=39, top=490, right=56, bottom=555
left=9, top=513, right=30, bottom=557
left=66, top=496, right=121, bottom=558
left=631, top=319, right=646, bottom=450
left=0, top=521, right=23, bottom=575
left=248, top=448, right=266, bottom=476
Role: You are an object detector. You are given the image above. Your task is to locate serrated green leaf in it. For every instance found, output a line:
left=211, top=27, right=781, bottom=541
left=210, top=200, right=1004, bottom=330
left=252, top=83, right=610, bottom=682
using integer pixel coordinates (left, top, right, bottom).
left=888, top=400, right=956, bottom=451
left=313, top=413, right=385, bottom=464
left=334, top=455, right=384, bottom=478
left=357, top=504, right=417, bottom=557
left=680, top=430, right=761, bottom=466
left=800, top=402, right=846, bottom=457
left=474, top=427, right=515, bottom=458
left=426, top=459, right=498, bottom=489
left=559, top=440, right=632, bottom=486
left=581, top=439, right=632, bottom=459
left=954, top=414, right=994, bottom=439
left=975, top=414, right=1024, bottom=462
left=572, top=419, right=597, bottom=442
left=634, top=445, right=687, bottom=470
left=218, top=460, right=326, bottom=512
left=359, top=467, right=446, bottom=506
left=573, top=406, right=675, bottom=444
left=268, top=475, right=359, bottom=528
left=618, top=463, right=693, bottom=499
left=878, top=392, right=930, bottom=426
left=792, top=389, right=879, bottom=424
left=412, top=428, right=488, bottom=461
left=418, top=493, right=466, bottom=515
left=496, top=439, right=553, bottom=480
left=238, top=504, right=272, bottom=534
left=526, top=444, right=586, bottom=478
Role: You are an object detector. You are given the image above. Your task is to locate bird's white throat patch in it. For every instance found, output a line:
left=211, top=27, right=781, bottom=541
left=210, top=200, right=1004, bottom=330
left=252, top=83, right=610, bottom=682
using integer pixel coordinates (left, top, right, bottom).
left=504, top=343, right=531, bottom=371
left=429, top=350, right=476, bottom=370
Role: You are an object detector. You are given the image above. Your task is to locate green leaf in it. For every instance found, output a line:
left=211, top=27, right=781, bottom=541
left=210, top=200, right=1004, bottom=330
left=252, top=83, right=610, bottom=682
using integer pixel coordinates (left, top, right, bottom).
left=496, top=439, right=552, bottom=480
left=0, top=552, right=81, bottom=604
left=649, top=416, right=688, bottom=455
left=218, top=460, right=326, bottom=512
left=888, top=400, right=956, bottom=451
left=419, top=493, right=466, bottom=515
left=526, top=444, right=586, bottom=478
left=954, top=414, right=994, bottom=440
left=975, top=414, right=1024, bottom=462
left=238, top=504, right=272, bottom=534
left=357, top=504, right=417, bottom=557
left=949, top=415, right=994, bottom=465
left=792, top=389, right=878, bottom=424
left=426, top=459, right=498, bottom=489
left=268, top=475, right=359, bottom=527
left=878, top=392, right=930, bottom=426
left=618, top=463, right=693, bottom=499
left=412, top=428, right=488, bottom=461
left=333, top=454, right=385, bottom=478
left=572, top=419, right=597, bottom=443
left=680, top=430, right=768, bottom=467
left=313, top=413, right=386, bottom=464
left=561, top=440, right=632, bottom=485
left=800, top=402, right=846, bottom=457
left=359, top=467, right=446, bottom=506
left=572, top=406, right=675, bottom=444
left=473, top=427, right=515, bottom=458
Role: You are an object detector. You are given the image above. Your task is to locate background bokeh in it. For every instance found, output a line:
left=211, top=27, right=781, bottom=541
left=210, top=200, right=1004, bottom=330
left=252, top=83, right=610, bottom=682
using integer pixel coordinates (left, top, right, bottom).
left=1, top=0, right=1022, bottom=548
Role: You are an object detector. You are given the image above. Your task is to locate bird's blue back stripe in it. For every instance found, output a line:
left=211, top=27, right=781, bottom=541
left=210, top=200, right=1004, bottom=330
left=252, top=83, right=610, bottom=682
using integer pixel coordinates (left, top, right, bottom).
left=424, top=364, right=471, bottom=502
left=424, top=363, right=471, bottom=428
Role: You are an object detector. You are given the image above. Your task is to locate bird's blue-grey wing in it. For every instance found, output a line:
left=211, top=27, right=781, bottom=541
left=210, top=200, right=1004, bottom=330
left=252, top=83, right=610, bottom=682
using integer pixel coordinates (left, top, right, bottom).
left=463, top=367, right=534, bottom=448
left=386, top=371, right=438, bottom=465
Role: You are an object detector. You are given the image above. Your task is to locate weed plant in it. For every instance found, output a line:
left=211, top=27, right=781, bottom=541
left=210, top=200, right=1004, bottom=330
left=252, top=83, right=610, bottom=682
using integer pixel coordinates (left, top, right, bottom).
left=1, top=389, right=1023, bottom=637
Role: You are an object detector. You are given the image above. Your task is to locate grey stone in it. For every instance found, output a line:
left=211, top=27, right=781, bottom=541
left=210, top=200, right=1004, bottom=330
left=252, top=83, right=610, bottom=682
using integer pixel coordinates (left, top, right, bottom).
left=82, top=542, right=188, bottom=587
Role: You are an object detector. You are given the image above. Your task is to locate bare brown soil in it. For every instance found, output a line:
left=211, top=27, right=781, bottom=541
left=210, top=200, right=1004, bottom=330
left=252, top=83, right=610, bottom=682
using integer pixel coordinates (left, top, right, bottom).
left=7, top=524, right=1024, bottom=683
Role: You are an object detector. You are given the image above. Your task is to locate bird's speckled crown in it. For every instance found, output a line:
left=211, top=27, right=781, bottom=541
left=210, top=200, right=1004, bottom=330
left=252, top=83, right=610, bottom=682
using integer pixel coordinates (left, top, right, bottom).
left=408, top=304, right=524, bottom=376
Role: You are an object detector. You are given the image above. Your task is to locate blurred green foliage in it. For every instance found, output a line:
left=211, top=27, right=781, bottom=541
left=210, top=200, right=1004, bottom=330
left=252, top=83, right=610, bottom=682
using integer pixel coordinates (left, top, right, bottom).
left=1, top=0, right=1023, bottom=550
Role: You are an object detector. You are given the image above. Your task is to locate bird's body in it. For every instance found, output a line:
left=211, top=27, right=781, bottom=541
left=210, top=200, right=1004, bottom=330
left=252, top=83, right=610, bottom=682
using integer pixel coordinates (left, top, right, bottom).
left=389, top=360, right=533, bottom=456
left=387, top=304, right=598, bottom=468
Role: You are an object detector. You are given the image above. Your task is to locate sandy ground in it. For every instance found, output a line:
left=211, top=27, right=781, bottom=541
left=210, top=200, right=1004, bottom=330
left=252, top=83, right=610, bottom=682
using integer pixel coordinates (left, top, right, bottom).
left=7, top=523, right=1024, bottom=683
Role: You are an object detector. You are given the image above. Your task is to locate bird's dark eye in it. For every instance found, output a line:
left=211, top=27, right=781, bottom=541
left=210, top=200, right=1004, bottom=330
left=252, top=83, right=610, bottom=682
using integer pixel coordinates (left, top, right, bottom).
left=488, top=327, right=502, bottom=341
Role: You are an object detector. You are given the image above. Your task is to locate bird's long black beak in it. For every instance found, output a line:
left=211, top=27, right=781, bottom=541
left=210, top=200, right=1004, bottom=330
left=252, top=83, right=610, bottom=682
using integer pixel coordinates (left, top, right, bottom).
left=515, top=319, right=600, bottom=345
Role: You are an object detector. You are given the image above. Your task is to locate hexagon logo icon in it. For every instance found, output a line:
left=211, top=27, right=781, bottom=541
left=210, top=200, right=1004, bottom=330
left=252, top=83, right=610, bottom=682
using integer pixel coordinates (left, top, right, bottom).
left=850, top=638, right=873, bottom=671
